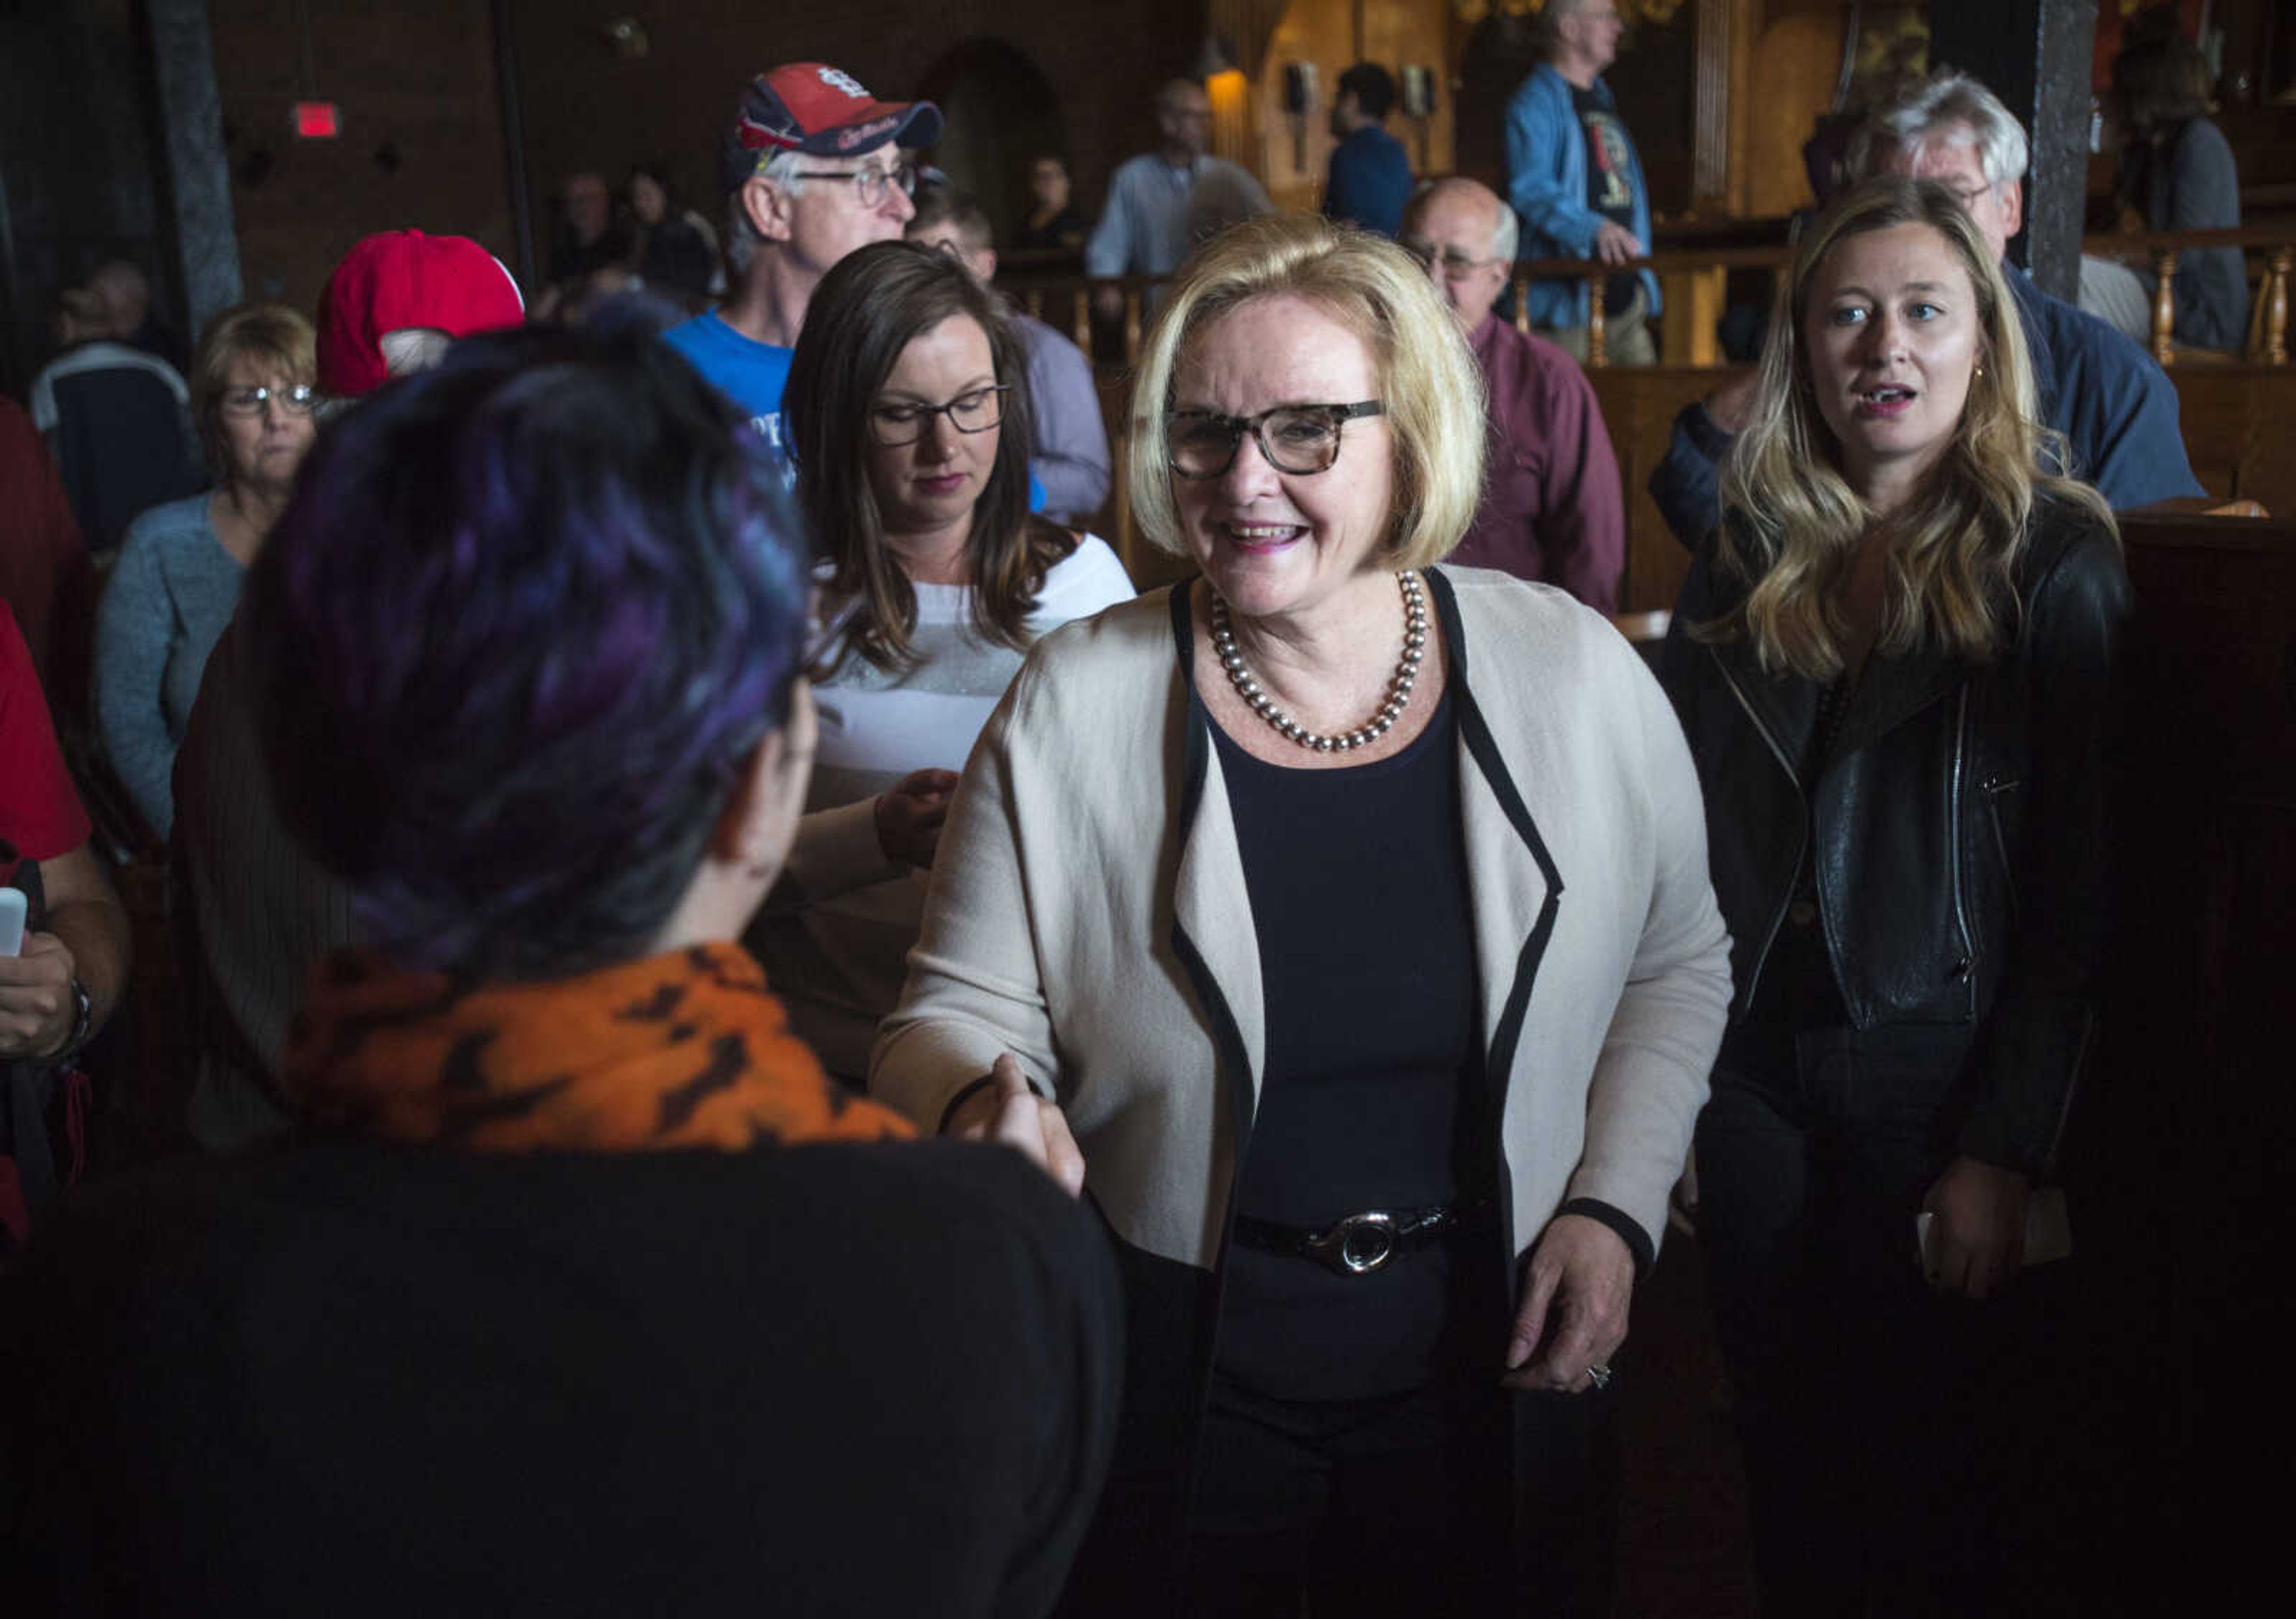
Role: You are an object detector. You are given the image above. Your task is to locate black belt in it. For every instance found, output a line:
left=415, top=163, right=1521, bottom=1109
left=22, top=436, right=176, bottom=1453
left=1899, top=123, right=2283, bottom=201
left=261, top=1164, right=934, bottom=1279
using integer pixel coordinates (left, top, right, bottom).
left=1231, top=1202, right=1468, bottom=1277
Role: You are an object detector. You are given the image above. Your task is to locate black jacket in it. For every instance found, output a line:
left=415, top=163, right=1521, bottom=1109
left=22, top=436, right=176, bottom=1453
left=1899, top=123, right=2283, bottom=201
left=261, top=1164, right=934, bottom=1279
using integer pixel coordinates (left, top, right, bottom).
left=1659, top=495, right=2132, bottom=1172
left=3, top=1140, right=1123, bottom=1617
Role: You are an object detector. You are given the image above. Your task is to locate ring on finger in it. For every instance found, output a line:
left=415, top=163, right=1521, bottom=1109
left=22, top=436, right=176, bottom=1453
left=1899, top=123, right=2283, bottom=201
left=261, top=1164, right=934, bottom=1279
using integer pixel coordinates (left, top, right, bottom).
left=1585, top=1362, right=1614, bottom=1391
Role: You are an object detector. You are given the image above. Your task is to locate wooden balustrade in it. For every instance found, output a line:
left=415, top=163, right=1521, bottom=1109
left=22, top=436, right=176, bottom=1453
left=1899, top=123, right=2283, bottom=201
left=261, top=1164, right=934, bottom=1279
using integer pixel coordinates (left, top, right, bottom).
left=1007, top=228, right=2294, bottom=374
left=1011, top=275, right=1168, bottom=370
left=2079, top=226, right=2292, bottom=366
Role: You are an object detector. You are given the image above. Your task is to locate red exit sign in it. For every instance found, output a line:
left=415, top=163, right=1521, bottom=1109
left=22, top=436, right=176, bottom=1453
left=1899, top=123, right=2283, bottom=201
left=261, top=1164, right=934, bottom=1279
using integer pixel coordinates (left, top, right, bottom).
left=293, top=101, right=340, bottom=139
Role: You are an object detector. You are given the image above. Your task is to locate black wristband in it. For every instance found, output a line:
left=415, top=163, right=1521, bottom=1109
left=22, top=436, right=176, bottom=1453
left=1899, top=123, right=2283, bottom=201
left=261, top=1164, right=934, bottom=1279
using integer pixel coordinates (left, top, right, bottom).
left=1556, top=1197, right=1654, bottom=1280
left=936, top=1071, right=1003, bottom=1133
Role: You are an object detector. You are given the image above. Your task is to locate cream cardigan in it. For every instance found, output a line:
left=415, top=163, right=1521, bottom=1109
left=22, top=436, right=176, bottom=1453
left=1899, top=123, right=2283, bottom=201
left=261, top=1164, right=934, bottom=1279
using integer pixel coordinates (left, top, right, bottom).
left=871, top=566, right=1732, bottom=1275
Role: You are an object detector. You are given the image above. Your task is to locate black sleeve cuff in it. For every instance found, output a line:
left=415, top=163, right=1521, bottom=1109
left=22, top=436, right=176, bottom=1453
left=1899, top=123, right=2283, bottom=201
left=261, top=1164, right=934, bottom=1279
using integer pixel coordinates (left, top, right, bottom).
left=1557, top=1197, right=1656, bottom=1280
left=936, top=1072, right=1002, bottom=1133
left=933, top=1067, right=1053, bottom=1133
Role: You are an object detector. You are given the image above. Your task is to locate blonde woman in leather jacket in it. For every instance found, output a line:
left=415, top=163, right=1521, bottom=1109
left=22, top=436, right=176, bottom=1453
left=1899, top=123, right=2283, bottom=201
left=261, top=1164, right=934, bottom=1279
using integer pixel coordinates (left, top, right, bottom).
left=1659, top=177, right=2130, bottom=1616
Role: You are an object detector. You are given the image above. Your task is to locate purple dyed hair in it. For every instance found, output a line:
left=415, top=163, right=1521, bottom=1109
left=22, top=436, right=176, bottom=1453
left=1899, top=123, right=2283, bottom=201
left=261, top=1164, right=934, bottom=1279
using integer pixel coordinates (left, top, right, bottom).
left=245, top=325, right=812, bottom=978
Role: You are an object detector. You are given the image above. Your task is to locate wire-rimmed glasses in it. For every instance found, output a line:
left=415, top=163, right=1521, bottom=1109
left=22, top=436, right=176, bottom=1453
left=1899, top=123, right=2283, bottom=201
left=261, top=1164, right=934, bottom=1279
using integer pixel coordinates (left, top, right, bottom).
left=220, top=383, right=319, bottom=417
left=789, top=157, right=918, bottom=211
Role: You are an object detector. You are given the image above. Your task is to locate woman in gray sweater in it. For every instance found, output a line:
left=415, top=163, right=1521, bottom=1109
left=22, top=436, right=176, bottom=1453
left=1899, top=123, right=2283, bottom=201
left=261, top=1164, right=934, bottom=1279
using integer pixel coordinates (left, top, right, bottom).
left=95, top=304, right=316, bottom=839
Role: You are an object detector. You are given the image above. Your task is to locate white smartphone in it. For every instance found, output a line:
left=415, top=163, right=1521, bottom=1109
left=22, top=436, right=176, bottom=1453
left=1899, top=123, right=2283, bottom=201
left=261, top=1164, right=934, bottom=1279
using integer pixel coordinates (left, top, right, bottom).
left=0, top=888, right=26, bottom=957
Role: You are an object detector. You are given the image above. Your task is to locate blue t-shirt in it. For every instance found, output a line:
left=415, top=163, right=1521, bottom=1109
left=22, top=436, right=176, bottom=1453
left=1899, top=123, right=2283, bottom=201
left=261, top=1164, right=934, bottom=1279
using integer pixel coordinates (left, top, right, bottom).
left=662, top=312, right=793, bottom=451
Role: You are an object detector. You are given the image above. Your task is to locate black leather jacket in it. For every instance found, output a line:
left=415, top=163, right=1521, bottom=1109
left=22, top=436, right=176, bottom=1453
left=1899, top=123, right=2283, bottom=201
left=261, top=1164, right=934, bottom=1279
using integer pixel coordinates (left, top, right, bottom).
left=1660, top=496, right=2133, bottom=1172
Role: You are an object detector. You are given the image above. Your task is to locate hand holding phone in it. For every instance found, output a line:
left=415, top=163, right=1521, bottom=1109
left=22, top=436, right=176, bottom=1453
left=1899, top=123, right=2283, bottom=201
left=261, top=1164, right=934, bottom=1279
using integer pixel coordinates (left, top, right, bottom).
left=0, top=888, right=26, bottom=958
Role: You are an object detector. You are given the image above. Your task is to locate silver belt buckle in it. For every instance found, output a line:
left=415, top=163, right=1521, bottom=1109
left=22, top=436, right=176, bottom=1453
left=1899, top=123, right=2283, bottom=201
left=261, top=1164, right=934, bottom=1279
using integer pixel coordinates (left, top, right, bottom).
left=1314, top=1211, right=1398, bottom=1275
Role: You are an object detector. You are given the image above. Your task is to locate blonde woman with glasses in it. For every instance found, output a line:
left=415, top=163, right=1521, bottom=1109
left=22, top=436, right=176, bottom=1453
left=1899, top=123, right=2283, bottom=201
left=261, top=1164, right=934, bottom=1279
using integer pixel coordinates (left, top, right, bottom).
left=872, top=212, right=1729, bottom=1616
left=1660, top=176, right=2129, bottom=1613
left=96, top=303, right=317, bottom=840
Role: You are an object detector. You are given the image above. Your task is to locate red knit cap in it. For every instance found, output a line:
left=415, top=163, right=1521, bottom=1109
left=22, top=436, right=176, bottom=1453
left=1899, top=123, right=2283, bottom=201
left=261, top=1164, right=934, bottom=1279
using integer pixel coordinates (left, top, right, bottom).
left=316, top=230, right=526, bottom=398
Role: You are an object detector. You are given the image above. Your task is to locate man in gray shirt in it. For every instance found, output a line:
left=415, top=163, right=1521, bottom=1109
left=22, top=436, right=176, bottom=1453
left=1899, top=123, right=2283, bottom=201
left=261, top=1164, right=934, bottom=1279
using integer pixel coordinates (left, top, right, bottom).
left=1085, top=78, right=1272, bottom=316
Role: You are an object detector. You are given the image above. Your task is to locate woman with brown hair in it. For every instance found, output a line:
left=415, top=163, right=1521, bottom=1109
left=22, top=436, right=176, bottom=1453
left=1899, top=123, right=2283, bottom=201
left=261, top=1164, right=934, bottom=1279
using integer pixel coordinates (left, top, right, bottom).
left=763, top=240, right=1132, bottom=1081
left=1661, top=176, right=2129, bottom=1612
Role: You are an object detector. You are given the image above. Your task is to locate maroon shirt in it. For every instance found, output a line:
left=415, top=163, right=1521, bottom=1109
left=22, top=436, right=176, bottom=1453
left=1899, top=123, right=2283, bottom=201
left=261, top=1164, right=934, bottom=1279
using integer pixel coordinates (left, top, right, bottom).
left=1449, top=313, right=1624, bottom=614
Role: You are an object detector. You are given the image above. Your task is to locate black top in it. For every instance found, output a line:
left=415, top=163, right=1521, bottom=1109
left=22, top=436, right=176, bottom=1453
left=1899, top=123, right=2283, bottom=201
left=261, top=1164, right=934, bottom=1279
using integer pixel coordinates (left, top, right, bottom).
left=2, top=1139, right=1123, bottom=1617
left=548, top=225, right=633, bottom=286
left=1014, top=206, right=1086, bottom=254
left=1571, top=84, right=1642, bottom=319
left=40, top=355, right=207, bottom=553
left=636, top=217, right=717, bottom=305
left=1208, top=686, right=1496, bottom=1401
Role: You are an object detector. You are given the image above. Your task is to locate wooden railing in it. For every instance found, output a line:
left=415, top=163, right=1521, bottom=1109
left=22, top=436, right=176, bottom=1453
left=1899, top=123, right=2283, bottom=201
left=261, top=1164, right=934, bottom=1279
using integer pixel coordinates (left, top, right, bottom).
left=2080, top=225, right=2294, bottom=367
left=1003, top=227, right=2295, bottom=372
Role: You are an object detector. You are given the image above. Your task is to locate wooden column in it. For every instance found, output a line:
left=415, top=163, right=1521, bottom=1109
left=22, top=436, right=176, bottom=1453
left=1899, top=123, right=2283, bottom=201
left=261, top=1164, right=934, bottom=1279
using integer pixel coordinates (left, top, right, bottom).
left=1692, top=0, right=1733, bottom=211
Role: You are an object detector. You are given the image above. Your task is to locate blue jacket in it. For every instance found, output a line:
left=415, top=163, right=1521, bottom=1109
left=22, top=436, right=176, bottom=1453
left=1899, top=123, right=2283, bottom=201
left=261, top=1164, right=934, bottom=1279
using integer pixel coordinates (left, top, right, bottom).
left=1647, top=266, right=2203, bottom=548
left=1504, top=63, right=1659, bottom=327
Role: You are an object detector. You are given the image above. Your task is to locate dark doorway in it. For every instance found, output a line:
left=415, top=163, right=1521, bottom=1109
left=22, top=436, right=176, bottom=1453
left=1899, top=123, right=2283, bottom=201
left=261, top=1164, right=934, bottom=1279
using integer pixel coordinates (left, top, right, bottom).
left=914, top=38, right=1065, bottom=246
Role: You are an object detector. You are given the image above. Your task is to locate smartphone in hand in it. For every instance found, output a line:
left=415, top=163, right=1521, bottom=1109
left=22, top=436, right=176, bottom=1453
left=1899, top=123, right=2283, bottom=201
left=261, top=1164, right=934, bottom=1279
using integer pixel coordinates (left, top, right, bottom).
left=0, top=888, right=26, bottom=957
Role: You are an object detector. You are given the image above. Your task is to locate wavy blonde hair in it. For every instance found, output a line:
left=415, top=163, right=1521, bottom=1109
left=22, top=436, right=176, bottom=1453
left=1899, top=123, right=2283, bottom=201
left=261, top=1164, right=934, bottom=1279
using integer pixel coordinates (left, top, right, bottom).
left=1127, top=212, right=1486, bottom=573
left=1715, top=176, right=2114, bottom=680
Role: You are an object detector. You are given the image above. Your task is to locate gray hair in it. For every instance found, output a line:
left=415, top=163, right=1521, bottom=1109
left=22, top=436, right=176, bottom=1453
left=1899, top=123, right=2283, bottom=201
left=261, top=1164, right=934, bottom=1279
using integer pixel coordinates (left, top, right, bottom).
left=723, top=149, right=807, bottom=276
left=1491, top=197, right=1519, bottom=264
left=1848, top=68, right=2031, bottom=192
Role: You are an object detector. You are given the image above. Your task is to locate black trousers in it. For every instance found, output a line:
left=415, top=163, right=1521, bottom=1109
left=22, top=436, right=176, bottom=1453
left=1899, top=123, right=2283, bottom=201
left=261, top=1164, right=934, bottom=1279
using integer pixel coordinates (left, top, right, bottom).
left=1697, top=1022, right=2071, bottom=1618
left=1181, top=1370, right=1513, bottom=1618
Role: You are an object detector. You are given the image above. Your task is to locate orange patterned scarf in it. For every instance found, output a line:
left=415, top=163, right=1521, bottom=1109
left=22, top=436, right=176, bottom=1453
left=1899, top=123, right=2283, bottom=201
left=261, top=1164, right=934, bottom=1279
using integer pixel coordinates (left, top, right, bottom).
left=282, top=942, right=914, bottom=1151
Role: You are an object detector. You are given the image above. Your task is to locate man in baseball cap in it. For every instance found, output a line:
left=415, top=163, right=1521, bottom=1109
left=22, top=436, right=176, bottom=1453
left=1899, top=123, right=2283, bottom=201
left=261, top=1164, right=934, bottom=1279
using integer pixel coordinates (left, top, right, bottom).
left=661, top=63, right=941, bottom=445
left=316, top=230, right=526, bottom=398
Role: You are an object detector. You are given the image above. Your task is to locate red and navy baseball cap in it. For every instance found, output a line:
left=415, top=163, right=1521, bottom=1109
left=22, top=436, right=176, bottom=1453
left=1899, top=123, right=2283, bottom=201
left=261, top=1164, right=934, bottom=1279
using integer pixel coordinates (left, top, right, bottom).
left=719, top=63, right=943, bottom=193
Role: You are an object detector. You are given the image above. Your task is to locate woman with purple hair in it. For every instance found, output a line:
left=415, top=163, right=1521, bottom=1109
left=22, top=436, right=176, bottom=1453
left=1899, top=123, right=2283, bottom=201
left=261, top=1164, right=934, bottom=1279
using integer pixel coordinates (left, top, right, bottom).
left=2, top=326, right=1120, bottom=1615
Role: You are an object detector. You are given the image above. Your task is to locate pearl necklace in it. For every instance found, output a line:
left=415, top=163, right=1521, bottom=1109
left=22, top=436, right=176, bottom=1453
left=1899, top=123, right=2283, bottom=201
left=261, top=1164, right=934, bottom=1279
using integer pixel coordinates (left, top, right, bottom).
left=1209, top=571, right=1427, bottom=753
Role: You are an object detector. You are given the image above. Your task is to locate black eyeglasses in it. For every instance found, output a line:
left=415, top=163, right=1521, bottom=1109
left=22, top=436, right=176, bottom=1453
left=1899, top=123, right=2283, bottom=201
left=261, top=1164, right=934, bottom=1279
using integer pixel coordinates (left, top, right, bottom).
left=787, top=157, right=917, bottom=209
left=1164, top=402, right=1385, bottom=480
left=868, top=385, right=1009, bottom=446
left=220, top=383, right=319, bottom=417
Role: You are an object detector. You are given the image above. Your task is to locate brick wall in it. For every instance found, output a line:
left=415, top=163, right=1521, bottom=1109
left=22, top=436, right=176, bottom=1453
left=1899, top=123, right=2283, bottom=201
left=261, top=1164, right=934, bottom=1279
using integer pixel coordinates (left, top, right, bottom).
left=210, top=0, right=514, bottom=321
left=505, top=0, right=1196, bottom=279
left=202, top=0, right=1204, bottom=318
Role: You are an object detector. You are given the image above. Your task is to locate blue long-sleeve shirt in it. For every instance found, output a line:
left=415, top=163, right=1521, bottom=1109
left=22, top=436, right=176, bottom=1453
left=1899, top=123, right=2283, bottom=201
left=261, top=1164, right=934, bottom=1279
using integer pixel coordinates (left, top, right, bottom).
left=1084, top=154, right=1271, bottom=279
left=1323, top=125, right=1413, bottom=239
left=1013, top=312, right=1111, bottom=525
left=1502, top=63, right=1659, bottom=328
left=1647, top=265, right=2204, bottom=548
left=94, top=493, right=243, bottom=839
